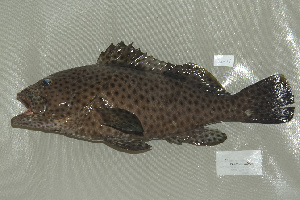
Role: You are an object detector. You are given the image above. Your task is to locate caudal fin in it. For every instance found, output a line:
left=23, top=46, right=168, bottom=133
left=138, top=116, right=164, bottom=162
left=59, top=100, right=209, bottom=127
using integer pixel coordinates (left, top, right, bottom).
left=234, top=74, right=294, bottom=124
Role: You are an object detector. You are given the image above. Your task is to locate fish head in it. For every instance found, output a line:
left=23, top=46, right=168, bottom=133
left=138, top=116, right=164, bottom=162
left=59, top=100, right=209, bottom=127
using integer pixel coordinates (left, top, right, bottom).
left=11, top=69, right=84, bottom=132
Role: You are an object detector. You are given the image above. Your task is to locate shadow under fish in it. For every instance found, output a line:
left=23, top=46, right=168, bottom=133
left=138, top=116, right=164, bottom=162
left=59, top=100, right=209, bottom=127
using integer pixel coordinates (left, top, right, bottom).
left=11, top=42, right=295, bottom=152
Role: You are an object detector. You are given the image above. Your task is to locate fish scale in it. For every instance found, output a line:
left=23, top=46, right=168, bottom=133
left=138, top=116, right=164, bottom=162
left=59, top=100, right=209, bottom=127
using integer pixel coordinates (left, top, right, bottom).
left=11, top=42, right=295, bottom=152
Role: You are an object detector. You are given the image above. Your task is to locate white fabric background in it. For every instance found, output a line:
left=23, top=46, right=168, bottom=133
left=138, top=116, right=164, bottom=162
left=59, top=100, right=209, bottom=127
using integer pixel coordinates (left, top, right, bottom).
left=1, top=0, right=299, bottom=199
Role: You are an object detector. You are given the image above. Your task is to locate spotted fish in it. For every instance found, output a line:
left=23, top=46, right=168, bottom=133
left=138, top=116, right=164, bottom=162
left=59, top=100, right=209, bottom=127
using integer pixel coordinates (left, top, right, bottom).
left=11, top=42, right=295, bottom=151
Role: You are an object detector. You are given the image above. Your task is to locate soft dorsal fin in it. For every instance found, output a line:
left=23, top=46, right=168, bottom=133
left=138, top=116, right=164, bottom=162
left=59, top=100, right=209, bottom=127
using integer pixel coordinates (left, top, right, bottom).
left=97, top=41, right=172, bottom=71
left=163, top=63, right=229, bottom=94
left=98, top=42, right=228, bottom=94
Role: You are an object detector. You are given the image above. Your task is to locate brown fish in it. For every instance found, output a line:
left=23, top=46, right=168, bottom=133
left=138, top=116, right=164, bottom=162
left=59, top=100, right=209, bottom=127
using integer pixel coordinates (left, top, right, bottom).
left=11, top=42, right=295, bottom=151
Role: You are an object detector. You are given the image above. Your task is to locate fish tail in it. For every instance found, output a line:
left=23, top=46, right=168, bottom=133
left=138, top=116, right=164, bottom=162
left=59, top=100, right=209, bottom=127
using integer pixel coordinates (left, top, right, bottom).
left=233, top=74, right=294, bottom=124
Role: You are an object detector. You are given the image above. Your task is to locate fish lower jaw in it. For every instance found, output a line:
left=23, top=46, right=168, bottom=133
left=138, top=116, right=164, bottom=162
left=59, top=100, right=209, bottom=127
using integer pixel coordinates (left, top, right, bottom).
left=24, top=108, right=34, bottom=115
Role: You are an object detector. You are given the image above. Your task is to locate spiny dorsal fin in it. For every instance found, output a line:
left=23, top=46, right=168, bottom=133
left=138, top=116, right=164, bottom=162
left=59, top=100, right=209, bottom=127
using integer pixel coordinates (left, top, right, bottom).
left=98, top=42, right=228, bottom=94
left=97, top=41, right=172, bottom=71
left=163, top=63, right=229, bottom=95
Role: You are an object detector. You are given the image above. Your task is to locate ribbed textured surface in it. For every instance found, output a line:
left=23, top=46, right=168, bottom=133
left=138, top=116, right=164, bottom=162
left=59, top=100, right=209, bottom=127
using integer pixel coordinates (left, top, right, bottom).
left=1, top=0, right=299, bottom=199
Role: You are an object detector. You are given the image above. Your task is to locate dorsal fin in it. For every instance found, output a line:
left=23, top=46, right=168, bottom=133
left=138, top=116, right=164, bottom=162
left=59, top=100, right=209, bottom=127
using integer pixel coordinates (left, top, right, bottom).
left=97, top=41, right=172, bottom=71
left=98, top=42, right=228, bottom=94
left=163, top=63, right=229, bottom=95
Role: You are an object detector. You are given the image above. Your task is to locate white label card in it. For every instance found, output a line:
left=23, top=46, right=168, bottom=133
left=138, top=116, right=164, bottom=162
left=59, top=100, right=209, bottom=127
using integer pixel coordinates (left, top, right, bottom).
left=216, top=150, right=262, bottom=176
left=214, top=55, right=234, bottom=67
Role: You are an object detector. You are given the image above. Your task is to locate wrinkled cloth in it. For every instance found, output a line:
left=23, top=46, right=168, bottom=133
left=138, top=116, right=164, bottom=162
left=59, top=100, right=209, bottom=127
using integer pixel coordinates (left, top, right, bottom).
left=1, top=0, right=299, bottom=200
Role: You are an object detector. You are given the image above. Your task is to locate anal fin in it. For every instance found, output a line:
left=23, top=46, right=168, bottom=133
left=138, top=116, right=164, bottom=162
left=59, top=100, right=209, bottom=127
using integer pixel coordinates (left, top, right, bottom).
left=105, top=137, right=151, bottom=151
left=165, top=128, right=227, bottom=146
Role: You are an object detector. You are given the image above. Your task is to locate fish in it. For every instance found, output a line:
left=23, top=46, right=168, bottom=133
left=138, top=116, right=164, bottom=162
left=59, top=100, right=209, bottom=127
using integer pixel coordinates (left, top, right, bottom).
left=11, top=42, right=295, bottom=152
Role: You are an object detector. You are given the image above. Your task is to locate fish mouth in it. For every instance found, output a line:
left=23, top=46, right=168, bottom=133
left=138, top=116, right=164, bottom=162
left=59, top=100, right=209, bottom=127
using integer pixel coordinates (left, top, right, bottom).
left=17, top=93, right=34, bottom=115
left=11, top=93, right=35, bottom=127
left=11, top=90, right=47, bottom=128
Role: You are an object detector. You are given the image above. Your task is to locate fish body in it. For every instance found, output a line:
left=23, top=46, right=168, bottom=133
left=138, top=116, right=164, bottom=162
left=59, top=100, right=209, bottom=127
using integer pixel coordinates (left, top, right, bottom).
left=11, top=42, right=295, bottom=151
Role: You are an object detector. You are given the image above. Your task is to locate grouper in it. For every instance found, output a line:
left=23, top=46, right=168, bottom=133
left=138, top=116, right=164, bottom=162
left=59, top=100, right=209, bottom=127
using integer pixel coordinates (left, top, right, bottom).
left=11, top=42, right=295, bottom=151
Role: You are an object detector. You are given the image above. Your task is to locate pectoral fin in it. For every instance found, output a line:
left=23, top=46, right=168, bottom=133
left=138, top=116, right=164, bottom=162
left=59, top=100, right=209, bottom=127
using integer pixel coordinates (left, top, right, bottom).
left=97, top=108, right=144, bottom=136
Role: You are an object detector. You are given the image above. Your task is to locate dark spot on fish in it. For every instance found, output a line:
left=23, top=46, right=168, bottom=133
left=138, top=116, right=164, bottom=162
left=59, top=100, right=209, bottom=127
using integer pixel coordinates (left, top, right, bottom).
left=172, top=114, right=177, bottom=121
left=149, top=114, right=154, bottom=120
left=180, top=121, right=184, bottom=126
left=150, top=96, right=155, bottom=101
left=179, top=100, right=183, bottom=106
left=149, top=124, right=154, bottom=129
left=187, top=107, right=191, bottom=112
left=139, top=94, right=144, bottom=101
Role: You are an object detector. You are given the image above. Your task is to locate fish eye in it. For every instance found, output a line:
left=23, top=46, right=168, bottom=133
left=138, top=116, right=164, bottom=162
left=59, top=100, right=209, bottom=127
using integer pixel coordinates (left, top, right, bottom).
left=43, top=78, right=53, bottom=86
